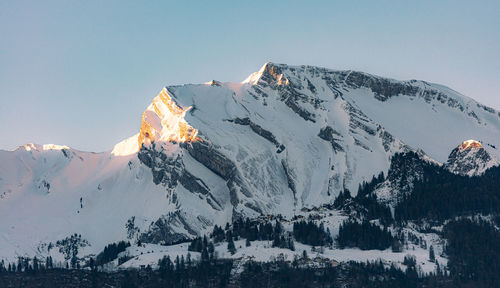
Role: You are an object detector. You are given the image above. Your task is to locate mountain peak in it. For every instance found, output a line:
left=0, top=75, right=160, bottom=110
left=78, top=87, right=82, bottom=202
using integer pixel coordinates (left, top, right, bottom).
left=137, top=87, right=201, bottom=149
left=241, top=62, right=289, bottom=86
left=459, top=139, right=482, bottom=151
left=445, top=140, right=498, bottom=176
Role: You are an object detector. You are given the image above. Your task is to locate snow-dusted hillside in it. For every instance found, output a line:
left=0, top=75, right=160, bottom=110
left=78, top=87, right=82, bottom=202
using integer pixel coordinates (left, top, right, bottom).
left=1, top=62, right=499, bottom=263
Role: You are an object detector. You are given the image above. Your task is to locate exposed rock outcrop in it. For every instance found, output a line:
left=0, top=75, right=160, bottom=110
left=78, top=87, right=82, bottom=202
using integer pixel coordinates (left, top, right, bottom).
left=229, top=117, right=285, bottom=153
left=318, top=126, right=344, bottom=153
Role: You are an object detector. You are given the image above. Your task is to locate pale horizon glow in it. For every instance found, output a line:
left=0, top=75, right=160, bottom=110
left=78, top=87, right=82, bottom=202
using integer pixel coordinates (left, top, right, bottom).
left=1, top=0, right=499, bottom=152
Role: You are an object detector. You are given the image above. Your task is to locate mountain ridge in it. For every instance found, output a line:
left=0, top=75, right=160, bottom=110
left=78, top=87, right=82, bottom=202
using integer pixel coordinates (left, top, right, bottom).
left=1, top=62, right=499, bottom=263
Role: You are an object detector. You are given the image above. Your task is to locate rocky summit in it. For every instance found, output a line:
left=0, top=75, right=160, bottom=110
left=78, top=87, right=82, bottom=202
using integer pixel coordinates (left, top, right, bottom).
left=445, top=140, right=498, bottom=176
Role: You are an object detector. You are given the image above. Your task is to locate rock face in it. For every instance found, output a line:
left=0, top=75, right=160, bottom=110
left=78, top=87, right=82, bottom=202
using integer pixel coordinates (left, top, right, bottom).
left=445, top=140, right=498, bottom=176
left=138, top=87, right=201, bottom=148
left=1, top=62, right=500, bottom=260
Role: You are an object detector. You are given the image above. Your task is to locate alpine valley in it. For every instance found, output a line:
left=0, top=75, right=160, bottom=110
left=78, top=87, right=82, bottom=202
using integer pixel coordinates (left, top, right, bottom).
left=1, top=63, right=499, bottom=287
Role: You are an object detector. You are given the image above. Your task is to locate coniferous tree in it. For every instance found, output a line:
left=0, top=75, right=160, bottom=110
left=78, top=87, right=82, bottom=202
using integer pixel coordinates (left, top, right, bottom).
left=391, top=239, right=403, bottom=253
left=208, top=242, right=215, bottom=260
left=201, top=247, right=209, bottom=262
left=88, top=257, right=95, bottom=271
left=33, top=257, right=38, bottom=272
left=188, top=237, right=203, bottom=252
left=288, top=237, right=295, bottom=251
left=186, top=252, right=192, bottom=268
left=429, top=245, right=435, bottom=262
left=227, top=233, right=236, bottom=255
left=175, top=255, right=180, bottom=271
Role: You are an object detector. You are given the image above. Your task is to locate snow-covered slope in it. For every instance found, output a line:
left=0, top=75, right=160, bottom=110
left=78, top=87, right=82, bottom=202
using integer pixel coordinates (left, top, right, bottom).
left=1, top=62, right=499, bottom=262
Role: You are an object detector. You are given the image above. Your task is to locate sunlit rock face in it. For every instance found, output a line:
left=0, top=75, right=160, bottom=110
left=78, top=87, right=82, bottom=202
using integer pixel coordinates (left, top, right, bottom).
left=138, top=88, right=201, bottom=148
left=445, top=140, right=498, bottom=176
left=459, top=139, right=483, bottom=151
left=242, top=62, right=290, bottom=87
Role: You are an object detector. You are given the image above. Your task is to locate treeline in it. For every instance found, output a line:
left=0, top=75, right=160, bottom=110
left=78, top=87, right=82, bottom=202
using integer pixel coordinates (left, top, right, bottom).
left=336, top=220, right=393, bottom=250
left=0, top=256, right=54, bottom=273
left=292, top=220, right=333, bottom=247
left=356, top=171, right=385, bottom=198
left=334, top=178, right=393, bottom=226
left=95, top=241, right=130, bottom=266
left=56, top=233, right=88, bottom=269
left=0, top=258, right=473, bottom=288
left=354, top=193, right=393, bottom=225
left=240, top=259, right=453, bottom=288
left=395, top=164, right=500, bottom=221
left=188, top=235, right=216, bottom=260
left=211, top=218, right=296, bottom=252
left=0, top=259, right=234, bottom=288
left=217, top=217, right=334, bottom=251
left=212, top=218, right=282, bottom=242
left=155, top=257, right=233, bottom=288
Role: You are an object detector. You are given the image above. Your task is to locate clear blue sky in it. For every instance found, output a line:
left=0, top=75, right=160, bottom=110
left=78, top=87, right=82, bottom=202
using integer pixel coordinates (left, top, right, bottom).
left=1, top=0, right=499, bottom=152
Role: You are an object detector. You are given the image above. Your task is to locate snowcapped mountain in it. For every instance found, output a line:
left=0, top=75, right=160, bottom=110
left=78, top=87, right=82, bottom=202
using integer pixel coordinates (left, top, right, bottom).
left=445, top=140, right=498, bottom=176
left=1, top=62, right=499, bottom=262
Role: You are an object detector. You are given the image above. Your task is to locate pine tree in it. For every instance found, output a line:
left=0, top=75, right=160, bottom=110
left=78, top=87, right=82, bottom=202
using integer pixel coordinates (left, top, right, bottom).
left=429, top=245, right=435, bottom=262
left=203, top=235, right=208, bottom=248
left=272, top=233, right=281, bottom=248
left=175, top=255, right=180, bottom=271
left=71, top=254, right=78, bottom=269
left=201, top=247, right=209, bottom=262
left=391, top=239, right=403, bottom=253
left=288, top=237, right=295, bottom=251
left=33, top=257, right=38, bottom=272
left=17, top=257, right=23, bottom=272
left=88, top=257, right=95, bottom=271
left=186, top=253, right=192, bottom=268
left=227, top=237, right=236, bottom=255
left=208, top=242, right=215, bottom=260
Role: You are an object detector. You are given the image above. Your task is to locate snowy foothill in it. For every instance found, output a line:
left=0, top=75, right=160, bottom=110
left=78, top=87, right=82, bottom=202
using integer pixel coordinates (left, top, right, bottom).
left=113, top=237, right=445, bottom=276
